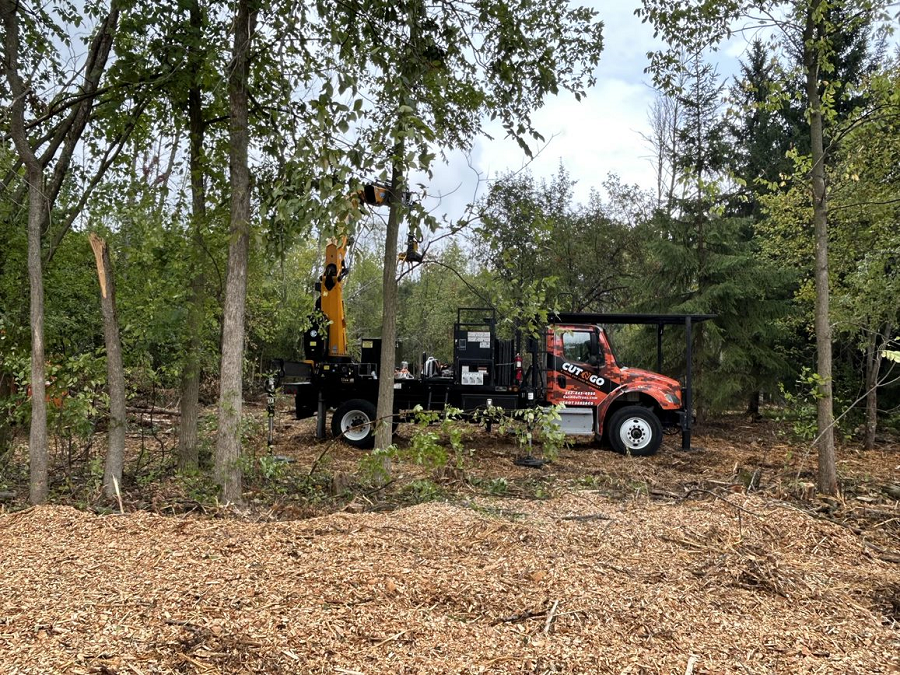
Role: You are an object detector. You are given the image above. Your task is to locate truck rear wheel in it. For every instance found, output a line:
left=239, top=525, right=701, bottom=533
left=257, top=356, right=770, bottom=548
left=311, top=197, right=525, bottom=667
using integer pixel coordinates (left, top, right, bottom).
left=608, top=406, right=662, bottom=457
left=332, top=399, right=376, bottom=448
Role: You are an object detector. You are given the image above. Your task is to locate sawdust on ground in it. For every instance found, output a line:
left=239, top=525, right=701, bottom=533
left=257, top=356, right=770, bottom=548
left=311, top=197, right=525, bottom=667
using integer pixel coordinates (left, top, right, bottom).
left=1, top=489, right=898, bottom=674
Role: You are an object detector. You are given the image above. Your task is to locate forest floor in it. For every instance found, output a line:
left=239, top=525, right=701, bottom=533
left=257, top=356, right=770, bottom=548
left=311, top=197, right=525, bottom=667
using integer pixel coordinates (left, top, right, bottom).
left=0, top=405, right=898, bottom=673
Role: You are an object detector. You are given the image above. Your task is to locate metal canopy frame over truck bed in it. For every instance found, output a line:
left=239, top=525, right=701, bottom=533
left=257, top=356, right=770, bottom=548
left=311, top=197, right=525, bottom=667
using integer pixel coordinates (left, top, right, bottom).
left=550, top=312, right=715, bottom=451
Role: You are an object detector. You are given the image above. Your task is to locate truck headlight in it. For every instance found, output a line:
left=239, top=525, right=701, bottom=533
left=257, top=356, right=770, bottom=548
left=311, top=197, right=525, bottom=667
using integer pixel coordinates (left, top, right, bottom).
left=665, top=392, right=681, bottom=405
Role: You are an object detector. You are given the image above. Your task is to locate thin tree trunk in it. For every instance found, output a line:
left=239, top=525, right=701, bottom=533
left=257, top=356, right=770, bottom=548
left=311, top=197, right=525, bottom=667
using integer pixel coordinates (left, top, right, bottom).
left=3, top=1, right=49, bottom=503
left=864, top=338, right=877, bottom=450
left=179, top=338, right=202, bottom=470
left=374, top=160, right=404, bottom=458
left=178, top=0, right=207, bottom=472
left=373, top=0, right=425, bottom=458
left=88, top=233, right=126, bottom=499
left=26, top=167, right=49, bottom=504
left=0, top=370, right=11, bottom=459
left=666, top=95, right=680, bottom=216
left=804, top=4, right=837, bottom=495
left=864, top=324, right=889, bottom=451
left=215, top=0, right=255, bottom=504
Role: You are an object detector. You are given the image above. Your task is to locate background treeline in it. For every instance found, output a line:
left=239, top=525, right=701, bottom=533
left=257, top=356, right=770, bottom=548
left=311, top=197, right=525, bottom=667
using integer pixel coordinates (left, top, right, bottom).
left=1, top=0, right=898, bottom=505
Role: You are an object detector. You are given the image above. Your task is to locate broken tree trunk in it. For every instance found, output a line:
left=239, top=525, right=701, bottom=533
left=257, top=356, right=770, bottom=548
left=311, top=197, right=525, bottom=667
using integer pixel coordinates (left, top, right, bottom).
left=89, top=232, right=127, bottom=501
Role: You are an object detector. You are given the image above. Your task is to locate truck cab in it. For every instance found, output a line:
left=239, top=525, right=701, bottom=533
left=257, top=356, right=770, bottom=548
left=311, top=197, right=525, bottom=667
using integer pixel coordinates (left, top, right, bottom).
left=545, top=325, right=684, bottom=455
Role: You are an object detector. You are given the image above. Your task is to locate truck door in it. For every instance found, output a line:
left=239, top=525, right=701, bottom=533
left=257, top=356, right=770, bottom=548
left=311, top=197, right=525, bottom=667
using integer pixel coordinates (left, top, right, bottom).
left=546, top=328, right=611, bottom=407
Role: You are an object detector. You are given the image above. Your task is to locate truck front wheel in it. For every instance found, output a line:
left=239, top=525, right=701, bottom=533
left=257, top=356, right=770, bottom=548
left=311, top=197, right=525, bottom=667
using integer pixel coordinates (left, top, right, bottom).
left=608, top=406, right=663, bottom=456
left=332, top=399, right=376, bottom=448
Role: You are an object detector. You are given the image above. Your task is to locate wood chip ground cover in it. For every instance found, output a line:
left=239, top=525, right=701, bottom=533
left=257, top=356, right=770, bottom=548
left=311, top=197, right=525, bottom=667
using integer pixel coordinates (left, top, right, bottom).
left=2, top=490, right=898, bottom=673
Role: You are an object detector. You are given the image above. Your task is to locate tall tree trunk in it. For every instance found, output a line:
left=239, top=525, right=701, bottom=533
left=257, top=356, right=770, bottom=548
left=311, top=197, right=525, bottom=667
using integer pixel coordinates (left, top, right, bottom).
left=26, top=167, right=49, bottom=504
left=178, top=0, right=208, bottom=472
left=3, top=1, right=49, bottom=503
left=373, top=0, right=424, bottom=457
left=747, top=390, right=761, bottom=419
left=863, top=338, right=877, bottom=451
left=863, top=324, right=889, bottom=451
left=0, top=369, right=11, bottom=456
left=88, top=233, right=126, bottom=500
left=666, top=96, right=679, bottom=216
left=804, top=4, right=837, bottom=495
left=374, top=161, right=404, bottom=457
left=215, top=0, right=255, bottom=504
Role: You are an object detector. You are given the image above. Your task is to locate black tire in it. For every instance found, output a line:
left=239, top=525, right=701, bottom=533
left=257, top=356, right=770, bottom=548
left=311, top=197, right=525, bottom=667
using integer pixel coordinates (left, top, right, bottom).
left=332, top=399, right=377, bottom=448
left=607, top=406, right=663, bottom=457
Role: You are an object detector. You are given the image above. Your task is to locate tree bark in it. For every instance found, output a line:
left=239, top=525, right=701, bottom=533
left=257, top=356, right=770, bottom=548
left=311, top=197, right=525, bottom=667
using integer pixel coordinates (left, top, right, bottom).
left=804, top=3, right=837, bottom=495
left=373, top=161, right=404, bottom=458
left=178, top=0, right=208, bottom=472
left=864, top=323, right=889, bottom=451
left=215, top=0, right=255, bottom=504
left=747, top=390, right=760, bottom=419
left=25, top=166, right=49, bottom=504
left=3, top=0, right=49, bottom=503
left=88, top=233, right=127, bottom=500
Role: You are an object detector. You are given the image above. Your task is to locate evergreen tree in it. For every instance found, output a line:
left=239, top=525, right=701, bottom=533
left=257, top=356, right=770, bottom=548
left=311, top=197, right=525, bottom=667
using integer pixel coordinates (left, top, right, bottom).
left=726, top=40, right=793, bottom=219
left=640, top=52, right=794, bottom=415
left=724, top=40, right=799, bottom=414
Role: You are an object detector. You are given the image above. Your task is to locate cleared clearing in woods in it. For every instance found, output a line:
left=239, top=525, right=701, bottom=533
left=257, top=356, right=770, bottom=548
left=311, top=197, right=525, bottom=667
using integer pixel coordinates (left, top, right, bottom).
left=0, top=409, right=900, bottom=675
left=0, top=416, right=898, bottom=673
left=1, top=492, right=898, bottom=673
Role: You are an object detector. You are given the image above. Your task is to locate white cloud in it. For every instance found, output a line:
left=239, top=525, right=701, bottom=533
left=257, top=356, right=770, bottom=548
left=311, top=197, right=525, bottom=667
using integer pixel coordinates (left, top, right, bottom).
left=423, top=1, right=666, bottom=222
left=479, top=79, right=659, bottom=199
left=420, top=1, right=757, bottom=226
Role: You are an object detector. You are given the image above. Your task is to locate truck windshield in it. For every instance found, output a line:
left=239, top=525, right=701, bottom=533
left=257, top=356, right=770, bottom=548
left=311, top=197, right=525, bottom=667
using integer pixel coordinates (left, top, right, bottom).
left=599, top=327, right=620, bottom=367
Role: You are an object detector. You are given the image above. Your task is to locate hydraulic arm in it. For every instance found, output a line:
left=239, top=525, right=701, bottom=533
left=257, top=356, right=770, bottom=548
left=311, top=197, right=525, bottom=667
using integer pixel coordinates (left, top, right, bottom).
left=317, top=236, right=350, bottom=359
left=312, top=183, right=421, bottom=361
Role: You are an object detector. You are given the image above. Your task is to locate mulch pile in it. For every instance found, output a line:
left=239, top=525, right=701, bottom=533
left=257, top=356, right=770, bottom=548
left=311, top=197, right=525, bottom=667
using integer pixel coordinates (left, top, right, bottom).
left=2, top=491, right=897, bottom=674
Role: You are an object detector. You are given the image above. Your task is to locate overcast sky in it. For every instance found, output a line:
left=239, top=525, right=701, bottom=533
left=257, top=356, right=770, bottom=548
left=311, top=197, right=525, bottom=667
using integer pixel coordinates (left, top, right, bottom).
left=418, top=1, right=752, bottom=225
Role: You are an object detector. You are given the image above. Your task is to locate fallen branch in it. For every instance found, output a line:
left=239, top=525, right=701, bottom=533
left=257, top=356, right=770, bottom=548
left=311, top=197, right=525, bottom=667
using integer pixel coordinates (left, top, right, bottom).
left=491, top=608, right=546, bottom=626
left=544, top=599, right=560, bottom=634
left=679, top=488, right=763, bottom=519
left=373, top=630, right=409, bottom=647
left=650, top=488, right=681, bottom=499
left=769, top=499, right=900, bottom=564
left=685, top=655, right=699, bottom=675
left=127, top=405, right=181, bottom=416
left=307, top=439, right=340, bottom=477
left=862, top=540, right=900, bottom=564
left=559, top=513, right=611, bottom=522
